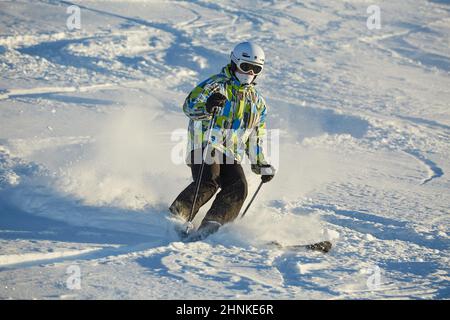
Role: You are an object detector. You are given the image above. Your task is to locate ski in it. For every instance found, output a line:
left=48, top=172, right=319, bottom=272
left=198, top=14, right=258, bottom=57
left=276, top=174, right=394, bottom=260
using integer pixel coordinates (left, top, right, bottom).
left=266, top=240, right=332, bottom=253
left=170, top=215, right=332, bottom=253
left=177, top=225, right=219, bottom=243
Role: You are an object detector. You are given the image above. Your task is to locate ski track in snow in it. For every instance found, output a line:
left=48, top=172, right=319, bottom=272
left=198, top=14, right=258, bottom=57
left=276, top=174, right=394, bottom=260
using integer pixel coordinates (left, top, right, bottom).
left=0, top=0, right=449, bottom=299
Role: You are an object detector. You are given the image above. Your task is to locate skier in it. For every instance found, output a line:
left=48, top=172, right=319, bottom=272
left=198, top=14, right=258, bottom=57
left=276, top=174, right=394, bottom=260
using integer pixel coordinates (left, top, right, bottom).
left=169, top=42, right=276, bottom=238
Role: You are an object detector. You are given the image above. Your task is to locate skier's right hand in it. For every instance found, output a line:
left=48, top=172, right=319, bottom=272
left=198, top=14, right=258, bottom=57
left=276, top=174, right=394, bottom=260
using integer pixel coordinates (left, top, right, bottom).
left=206, top=92, right=227, bottom=114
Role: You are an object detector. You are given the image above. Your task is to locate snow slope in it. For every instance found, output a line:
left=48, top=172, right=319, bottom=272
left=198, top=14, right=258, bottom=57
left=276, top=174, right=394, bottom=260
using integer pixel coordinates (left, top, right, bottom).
left=0, top=0, right=449, bottom=299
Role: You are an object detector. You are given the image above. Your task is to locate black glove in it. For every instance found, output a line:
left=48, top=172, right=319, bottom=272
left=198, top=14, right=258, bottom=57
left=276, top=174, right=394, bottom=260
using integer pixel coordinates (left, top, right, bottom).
left=251, top=163, right=276, bottom=183
left=206, top=92, right=227, bottom=114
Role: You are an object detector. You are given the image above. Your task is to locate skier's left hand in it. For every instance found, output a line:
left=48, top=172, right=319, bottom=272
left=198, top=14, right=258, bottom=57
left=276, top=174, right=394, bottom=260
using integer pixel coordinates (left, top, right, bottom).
left=251, top=163, right=276, bottom=183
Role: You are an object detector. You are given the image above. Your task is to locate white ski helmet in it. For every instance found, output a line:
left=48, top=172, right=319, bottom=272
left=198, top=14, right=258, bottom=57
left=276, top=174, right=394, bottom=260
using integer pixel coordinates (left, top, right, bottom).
left=230, top=42, right=265, bottom=78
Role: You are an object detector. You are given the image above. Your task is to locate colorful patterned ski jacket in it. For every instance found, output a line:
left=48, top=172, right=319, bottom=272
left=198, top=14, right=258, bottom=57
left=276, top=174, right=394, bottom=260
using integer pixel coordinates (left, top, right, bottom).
left=183, top=64, right=267, bottom=165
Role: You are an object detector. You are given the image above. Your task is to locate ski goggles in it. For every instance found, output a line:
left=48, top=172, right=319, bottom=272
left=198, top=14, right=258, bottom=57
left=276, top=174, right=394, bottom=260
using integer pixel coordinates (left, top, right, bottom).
left=237, top=61, right=263, bottom=75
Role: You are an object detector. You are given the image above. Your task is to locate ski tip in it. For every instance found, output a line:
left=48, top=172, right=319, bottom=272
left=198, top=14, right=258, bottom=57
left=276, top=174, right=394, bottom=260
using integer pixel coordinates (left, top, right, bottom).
left=265, top=240, right=332, bottom=253
left=307, top=241, right=332, bottom=253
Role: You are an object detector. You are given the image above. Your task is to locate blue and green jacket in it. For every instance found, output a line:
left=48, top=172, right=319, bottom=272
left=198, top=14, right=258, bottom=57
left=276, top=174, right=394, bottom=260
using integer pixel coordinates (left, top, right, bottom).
left=183, top=64, right=267, bottom=165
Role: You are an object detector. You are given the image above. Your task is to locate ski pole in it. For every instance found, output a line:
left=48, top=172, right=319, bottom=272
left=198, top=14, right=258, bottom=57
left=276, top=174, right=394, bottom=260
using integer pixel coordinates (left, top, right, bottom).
left=185, top=108, right=218, bottom=234
left=240, top=180, right=264, bottom=219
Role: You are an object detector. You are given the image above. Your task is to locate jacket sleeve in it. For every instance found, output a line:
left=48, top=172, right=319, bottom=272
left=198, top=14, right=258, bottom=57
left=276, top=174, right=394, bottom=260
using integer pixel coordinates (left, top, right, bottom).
left=246, top=100, right=268, bottom=166
left=182, top=78, right=221, bottom=121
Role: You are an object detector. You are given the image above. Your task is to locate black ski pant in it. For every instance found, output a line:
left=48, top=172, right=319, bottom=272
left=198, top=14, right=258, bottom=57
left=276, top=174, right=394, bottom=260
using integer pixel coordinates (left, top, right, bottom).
left=169, top=149, right=248, bottom=226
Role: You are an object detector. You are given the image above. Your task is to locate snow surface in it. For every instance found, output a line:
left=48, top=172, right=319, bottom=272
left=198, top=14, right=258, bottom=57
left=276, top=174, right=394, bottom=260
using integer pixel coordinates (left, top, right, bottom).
left=0, top=0, right=449, bottom=299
